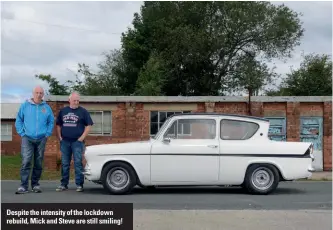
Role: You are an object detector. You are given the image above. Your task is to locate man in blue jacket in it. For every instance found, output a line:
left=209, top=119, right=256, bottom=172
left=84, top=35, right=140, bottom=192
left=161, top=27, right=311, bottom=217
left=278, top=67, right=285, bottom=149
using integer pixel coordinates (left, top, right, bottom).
left=15, top=86, right=54, bottom=194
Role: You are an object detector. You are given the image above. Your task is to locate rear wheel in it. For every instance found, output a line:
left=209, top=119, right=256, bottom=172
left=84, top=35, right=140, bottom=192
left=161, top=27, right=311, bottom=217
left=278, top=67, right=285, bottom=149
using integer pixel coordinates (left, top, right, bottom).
left=101, top=162, right=137, bottom=195
left=244, top=164, right=280, bottom=195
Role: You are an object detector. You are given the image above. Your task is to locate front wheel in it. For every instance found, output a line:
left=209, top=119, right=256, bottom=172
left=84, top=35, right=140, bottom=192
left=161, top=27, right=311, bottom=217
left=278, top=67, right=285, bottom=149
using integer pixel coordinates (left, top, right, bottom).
left=101, top=162, right=137, bottom=195
left=244, top=164, right=280, bottom=195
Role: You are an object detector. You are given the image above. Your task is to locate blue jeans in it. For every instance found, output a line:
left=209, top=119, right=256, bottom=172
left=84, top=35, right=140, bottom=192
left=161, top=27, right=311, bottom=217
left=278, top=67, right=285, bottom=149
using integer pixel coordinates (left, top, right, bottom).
left=20, top=136, right=47, bottom=189
left=60, top=140, right=85, bottom=187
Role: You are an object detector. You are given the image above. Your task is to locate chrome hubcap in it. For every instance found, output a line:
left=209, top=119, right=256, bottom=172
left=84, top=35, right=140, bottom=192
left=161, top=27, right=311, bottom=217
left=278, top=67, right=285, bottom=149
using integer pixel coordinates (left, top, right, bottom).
left=107, top=168, right=130, bottom=190
left=251, top=167, right=274, bottom=190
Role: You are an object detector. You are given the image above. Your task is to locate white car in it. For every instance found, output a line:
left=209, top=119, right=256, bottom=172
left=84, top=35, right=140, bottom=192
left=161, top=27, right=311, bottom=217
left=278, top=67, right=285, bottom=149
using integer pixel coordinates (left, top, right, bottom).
left=83, top=113, right=315, bottom=195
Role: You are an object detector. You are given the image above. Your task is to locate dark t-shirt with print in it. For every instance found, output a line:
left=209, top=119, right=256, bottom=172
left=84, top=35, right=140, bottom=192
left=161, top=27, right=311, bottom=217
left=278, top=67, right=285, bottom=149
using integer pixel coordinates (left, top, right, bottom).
left=56, top=106, right=94, bottom=142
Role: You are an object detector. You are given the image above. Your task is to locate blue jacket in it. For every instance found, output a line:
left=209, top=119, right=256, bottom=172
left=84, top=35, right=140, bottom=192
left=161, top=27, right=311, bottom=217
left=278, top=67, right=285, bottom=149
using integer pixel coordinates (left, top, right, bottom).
left=15, top=99, right=54, bottom=139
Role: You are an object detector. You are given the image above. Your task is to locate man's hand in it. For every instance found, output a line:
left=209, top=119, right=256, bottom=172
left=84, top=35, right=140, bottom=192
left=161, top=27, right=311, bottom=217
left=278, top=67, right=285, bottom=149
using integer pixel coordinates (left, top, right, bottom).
left=78, top=125, right=91, bottom=142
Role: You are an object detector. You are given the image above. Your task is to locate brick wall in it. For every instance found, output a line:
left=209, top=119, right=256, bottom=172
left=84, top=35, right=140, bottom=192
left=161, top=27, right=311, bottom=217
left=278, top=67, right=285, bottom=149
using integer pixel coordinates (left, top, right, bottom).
left=323, top=102, right=332, bottom=170
left=2, top=97, right=332, bottom=171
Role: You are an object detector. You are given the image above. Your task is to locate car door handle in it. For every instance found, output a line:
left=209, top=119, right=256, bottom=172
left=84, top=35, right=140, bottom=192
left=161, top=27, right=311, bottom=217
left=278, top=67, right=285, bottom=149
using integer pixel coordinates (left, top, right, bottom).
left=207, top=145, right=218, bottom=148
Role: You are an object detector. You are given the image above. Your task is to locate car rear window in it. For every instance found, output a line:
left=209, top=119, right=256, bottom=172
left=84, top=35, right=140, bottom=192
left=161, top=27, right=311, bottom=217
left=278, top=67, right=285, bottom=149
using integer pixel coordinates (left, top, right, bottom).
left=220, top=119, right=259, bottom=140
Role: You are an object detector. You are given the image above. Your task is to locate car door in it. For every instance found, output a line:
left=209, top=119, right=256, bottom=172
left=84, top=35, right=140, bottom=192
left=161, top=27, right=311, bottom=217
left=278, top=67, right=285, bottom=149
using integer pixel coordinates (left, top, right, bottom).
left=150, top=117, right=220, bottom=185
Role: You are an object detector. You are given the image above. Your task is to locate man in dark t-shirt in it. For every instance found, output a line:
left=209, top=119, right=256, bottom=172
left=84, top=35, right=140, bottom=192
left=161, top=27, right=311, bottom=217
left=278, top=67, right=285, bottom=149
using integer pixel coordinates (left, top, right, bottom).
left=55, top=92, right=93, bottom=192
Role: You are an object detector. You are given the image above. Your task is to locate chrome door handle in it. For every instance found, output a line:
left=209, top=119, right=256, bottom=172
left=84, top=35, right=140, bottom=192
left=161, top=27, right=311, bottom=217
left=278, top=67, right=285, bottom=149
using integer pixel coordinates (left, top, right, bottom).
left=207, top=145, right=218, bottom=148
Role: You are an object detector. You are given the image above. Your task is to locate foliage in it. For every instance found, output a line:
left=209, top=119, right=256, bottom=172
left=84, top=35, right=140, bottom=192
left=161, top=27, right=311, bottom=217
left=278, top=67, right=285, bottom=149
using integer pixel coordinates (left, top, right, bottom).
left=35, top=74, right=70, bottom=95
left=266, top=53, right=332, bottom=96
left=38, top=1, right=306, bottom=97
left=134, top=51, right=167, bottom=96
left=82, top=1, right=304, bottom=96
left=69, top=49, right=124, bottom=95
left=229, top=53, right=279, bottom=96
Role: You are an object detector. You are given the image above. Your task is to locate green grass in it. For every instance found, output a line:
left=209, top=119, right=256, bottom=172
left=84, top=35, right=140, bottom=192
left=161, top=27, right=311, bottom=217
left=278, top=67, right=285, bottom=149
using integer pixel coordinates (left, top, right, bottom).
left=1, top=154, right=74, bottom=180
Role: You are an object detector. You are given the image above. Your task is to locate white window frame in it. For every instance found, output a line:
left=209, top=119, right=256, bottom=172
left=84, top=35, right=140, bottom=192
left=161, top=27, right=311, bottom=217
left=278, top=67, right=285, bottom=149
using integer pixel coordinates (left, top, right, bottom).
left=88, top=110, right=112, bottom=136
left=164, top=118, right=216, bottom=140
left=149, top=111, right=192, bottom=137
left=1, top=123, right=12, bottom=141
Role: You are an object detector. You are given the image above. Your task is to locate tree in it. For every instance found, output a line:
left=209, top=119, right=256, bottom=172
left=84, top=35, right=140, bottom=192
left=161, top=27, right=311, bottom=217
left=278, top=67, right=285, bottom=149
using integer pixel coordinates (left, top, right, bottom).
left=283, top=53, right=332, bottom=96
left=231, top=54, right=278, bottom=96
left=70, top=49, right=124, bottom=96
left=115, top=1, right=304, bottom=96
left=134, top=51, right=167, bottom=96
left=229, top=53, right=279, bottom=114
left=267, top=53, right=332, bottom=96
left=35, top=74, right=70, bottom=95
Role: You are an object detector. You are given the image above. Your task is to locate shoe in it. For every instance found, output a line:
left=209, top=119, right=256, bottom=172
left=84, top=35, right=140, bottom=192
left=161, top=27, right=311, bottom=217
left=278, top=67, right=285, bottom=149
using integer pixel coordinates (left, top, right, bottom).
left=32, top=186, right=42, bottom=193
left=15, top=186, right=28, bottom=194
left=56, top=185, right=68, bottom=192
left=76, top=186, right=83, bottom=192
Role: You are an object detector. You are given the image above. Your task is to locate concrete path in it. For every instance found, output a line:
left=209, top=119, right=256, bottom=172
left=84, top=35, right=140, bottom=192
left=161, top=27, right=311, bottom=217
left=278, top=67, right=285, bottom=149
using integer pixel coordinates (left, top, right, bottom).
left=307, top=171, right=332, bottom=180
left=133, top=210, right=332, bottom=230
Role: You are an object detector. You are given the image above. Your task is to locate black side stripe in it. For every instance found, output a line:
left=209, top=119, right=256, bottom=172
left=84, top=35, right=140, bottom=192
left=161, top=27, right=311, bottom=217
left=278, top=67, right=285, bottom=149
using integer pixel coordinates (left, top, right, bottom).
left=97, top=153, right=311, bottom=158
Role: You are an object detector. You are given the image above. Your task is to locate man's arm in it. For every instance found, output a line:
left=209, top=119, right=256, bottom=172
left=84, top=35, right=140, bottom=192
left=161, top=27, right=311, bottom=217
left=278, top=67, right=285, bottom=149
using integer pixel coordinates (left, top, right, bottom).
left=56, top=125, right=62, bottom=141
left=78, top=109, right=94, bottom=142
left=46, top=105, right=55, bottom=137
left=78, top=125, right=92, bottom=142
left=15, top=103, right=25, bottom=137
left=55, top=110, right=63, bottom=141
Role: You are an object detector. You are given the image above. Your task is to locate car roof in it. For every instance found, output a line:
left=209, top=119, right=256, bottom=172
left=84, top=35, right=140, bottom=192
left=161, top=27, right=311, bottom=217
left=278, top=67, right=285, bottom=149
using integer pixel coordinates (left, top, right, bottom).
left=169, top=112, right=270, bottom=122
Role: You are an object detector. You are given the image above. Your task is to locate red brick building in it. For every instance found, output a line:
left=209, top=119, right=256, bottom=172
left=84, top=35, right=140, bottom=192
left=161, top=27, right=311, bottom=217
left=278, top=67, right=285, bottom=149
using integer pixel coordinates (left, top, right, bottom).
left=1, top=96, right=332, bottom=171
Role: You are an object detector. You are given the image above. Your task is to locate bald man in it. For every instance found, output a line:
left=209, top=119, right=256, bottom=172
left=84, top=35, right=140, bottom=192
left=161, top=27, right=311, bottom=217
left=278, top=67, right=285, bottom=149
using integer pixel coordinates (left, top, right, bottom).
left=15, top=86, right=54, bottom=194
left=55, top=92, right=93, bottom=192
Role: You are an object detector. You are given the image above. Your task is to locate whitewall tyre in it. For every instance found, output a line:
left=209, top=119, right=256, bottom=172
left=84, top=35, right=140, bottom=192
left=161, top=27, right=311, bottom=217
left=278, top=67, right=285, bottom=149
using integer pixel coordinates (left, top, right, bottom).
left=101, top=162, right=136, bottom=195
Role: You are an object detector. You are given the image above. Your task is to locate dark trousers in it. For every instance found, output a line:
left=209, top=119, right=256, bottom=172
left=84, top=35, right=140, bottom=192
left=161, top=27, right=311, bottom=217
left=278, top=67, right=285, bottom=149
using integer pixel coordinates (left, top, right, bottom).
left=60, top=140, right=85, bottom=187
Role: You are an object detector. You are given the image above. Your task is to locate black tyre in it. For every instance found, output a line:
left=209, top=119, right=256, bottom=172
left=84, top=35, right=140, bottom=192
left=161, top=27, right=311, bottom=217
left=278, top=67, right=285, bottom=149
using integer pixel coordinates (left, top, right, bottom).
left=101, top=162, right=137, bottom=195
left=244, top=164, right=280, bottom=195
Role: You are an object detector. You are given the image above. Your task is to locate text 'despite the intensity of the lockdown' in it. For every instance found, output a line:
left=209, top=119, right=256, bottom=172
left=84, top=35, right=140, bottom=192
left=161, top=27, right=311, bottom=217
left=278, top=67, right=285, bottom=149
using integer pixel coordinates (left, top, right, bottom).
left=1, top=203, right=133, bottom=230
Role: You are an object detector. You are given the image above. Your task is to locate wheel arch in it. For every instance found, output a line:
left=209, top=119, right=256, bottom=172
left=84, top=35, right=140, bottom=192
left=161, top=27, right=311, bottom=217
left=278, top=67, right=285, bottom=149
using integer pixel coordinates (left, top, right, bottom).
left=243, top=161, right=286, bottom=182
left=101, top=160, right=144, bottom=187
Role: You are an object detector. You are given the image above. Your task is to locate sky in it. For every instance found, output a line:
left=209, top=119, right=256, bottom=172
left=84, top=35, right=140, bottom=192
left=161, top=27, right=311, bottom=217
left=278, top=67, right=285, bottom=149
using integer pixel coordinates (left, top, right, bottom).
left=1, top=1, right=332, bottom=103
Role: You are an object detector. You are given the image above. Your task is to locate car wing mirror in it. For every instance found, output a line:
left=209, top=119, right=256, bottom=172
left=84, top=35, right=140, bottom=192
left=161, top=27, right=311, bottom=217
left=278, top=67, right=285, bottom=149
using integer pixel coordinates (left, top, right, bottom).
left=163, top=137, right=171, bottom=143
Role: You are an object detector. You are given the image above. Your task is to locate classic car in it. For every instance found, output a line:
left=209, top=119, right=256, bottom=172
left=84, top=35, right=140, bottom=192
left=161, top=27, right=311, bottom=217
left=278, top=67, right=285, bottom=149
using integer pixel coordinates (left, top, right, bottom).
left=83, top=113, right=315, bottom=195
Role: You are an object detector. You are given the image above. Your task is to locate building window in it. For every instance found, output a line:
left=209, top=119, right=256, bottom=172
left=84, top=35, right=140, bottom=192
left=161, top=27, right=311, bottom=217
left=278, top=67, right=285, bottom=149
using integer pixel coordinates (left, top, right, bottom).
left=220, top=119, right=259, bottom=140
left=150, top=111, right=191, bottom=136
left=88, top=111, right=112, bottom=135
left=1, top=123, right=12, bottom=141
left=265, top=117, right=287, bottom=141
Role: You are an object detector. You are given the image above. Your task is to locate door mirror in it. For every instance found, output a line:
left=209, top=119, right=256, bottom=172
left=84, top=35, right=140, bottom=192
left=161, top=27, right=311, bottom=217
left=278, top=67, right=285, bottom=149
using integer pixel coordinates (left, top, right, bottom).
left=163, top=137, right=171, bottom=143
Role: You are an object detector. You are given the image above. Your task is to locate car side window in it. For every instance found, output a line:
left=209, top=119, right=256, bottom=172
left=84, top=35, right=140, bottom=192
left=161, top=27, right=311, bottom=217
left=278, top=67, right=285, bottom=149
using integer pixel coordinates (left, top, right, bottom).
left=164, top=119, right=216, bottom=139
left=220, top=119, right=259, bottom=140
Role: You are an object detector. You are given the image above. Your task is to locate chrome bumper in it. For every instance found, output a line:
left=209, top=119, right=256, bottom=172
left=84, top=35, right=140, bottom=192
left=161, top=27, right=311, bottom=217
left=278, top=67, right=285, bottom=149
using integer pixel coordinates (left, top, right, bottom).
left=310, top=153, right=315, bottom=162
left=308, top=166, right=316, bottom=172
left=82, top=170, right=91, bottom=175
left=82, top=164, right=91, bottom=175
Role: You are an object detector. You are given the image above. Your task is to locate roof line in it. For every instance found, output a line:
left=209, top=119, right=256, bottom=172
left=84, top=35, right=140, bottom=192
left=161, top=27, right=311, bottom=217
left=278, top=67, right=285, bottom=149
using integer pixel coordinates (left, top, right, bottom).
left=44, top=95, right=332, bottom=103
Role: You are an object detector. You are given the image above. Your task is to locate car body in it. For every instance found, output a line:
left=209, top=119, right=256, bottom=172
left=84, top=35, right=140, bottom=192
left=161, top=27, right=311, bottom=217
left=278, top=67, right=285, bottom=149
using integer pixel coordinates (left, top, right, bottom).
left=83, top=113, right=315, bottom=195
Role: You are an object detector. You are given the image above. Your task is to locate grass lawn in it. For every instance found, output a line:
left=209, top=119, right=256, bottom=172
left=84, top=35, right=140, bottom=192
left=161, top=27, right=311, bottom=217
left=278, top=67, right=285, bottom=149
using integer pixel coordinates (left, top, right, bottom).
left=1, top=154, right=74, bottom=180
